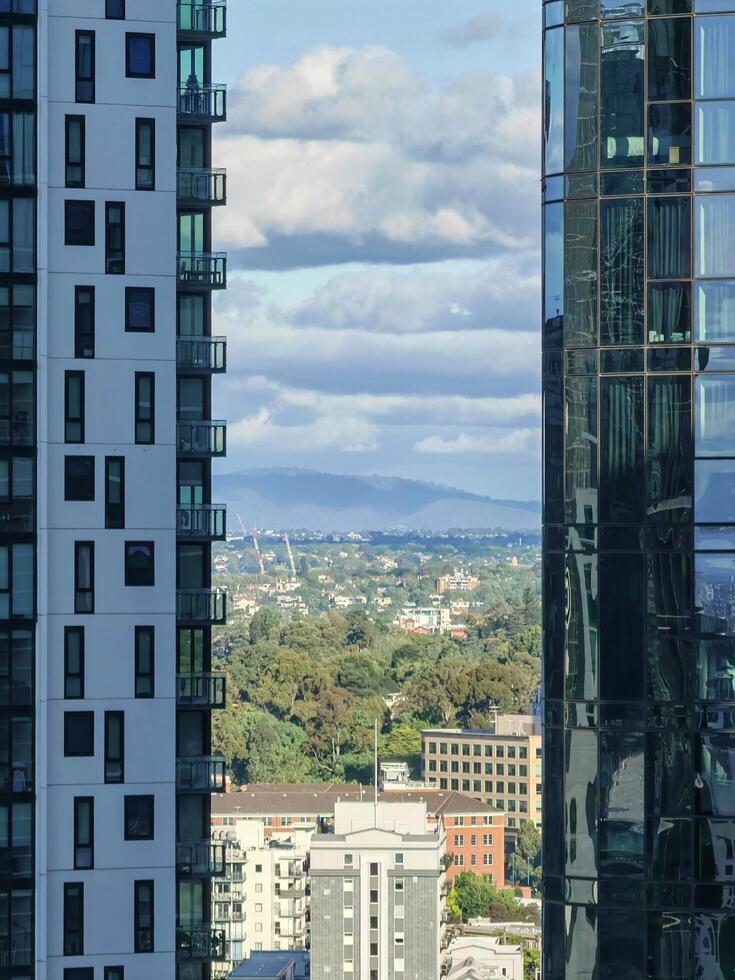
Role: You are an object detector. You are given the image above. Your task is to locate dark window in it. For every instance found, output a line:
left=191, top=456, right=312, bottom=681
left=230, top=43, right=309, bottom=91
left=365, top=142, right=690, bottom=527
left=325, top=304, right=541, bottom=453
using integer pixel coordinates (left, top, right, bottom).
left=125, top=287, right=154, bottom=332
left=106, top=0, right=125, bottom=17
left=134, top=372, right=154, bottom=444
left=64, top=371, right=84, bottom=443
left=65, top=116, right=85, bottom=188
left=648, top=17, right=691, bottom=101
left=64, top=627, right=85, bottom=699
left=105, top=456, right=125, bottom=529
left=105, top=202, right=125, bottom=274
left=134, top=880, right=154, bottom=952
left=135, top=118, right=155, bottom=190
left=648, top=197, right=691, bottom=280
left=74, top=541, right=94, bottom=614
left=104, top=969, right=124, bottom=980
left=74, top=286, right=94, bottom=358
left=64, top=456, right=94, bottom=502
left=126, top=33, right=155, bottom=78
left=125, top=542, right=154, bottom=587
left=64, top=712, right=93, bottom=757
left=124, top=795, right=154, bottom=840
left=73, top=796, right=93, bottom=870
left=105, top=710, right=124, bottom=784
left=75, top=31, right=95, bottom=103
left=65, top=970, right=93, bottom=980
left=134, top=626, right=154, bottom=698
left=63, top=882, right=84, bottom=955
left=64, top=200, right=94, bottom=246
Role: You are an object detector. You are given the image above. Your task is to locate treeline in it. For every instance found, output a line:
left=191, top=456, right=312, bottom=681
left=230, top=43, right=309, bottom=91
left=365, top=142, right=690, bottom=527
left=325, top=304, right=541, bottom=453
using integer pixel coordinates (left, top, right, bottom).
left=212, top=588, right=541, bottom=786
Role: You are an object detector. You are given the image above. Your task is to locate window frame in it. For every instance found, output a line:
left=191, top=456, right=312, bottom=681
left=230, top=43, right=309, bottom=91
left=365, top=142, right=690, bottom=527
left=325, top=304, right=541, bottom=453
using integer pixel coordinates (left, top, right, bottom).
left=73, top=795, right=94, bottom=870
left=74, top=285, right=94, bottom=359
left=134, top=371, right=154, bottom=445
left=125, top=33, right=155, bottom=80
left=104, top=969, right=124, bottom=980
left=64, top=370, right=85, bottom=443
left=75, top=30, right=95, bottom=104
left=104, top=456, right=125, bottom=530
left=64, top=200, right=95, bottom=247
left=124, top=794, right=154, bottom=841
left=125, top=287, right=155, bottom=333
left=65, top=115, right=85, bottom=188
left=105, top=0, right=125, bottom=18
left=64, top=455, right=95, bottom=502
left=64, top=626, right=85, bottom=699
left=74, top=540, right=94, bottom=614
left=134, top=117, right=155, bottom=191
left=104, top=709, right=124, bottom=784
left=63, top=881, right=84, bottom=956
left=63, top=711, right=94, bottom=758
left=125, top=541, right=155, bottom=588
left=105, top=201, right=125, bottom=274
left=134, top=625, right=154, bottom=698
left=134, top=879, right=154, bottom=953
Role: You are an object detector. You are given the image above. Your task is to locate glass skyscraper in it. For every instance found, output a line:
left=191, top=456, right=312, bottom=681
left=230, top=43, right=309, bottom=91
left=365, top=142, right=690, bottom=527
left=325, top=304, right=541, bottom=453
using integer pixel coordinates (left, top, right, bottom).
left=542, top=0, right=735, bottom=976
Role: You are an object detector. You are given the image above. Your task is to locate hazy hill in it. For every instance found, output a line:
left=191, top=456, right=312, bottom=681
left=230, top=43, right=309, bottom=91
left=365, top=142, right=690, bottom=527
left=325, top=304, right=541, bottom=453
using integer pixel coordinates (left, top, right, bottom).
left=213, top=468, right=540, bottom=532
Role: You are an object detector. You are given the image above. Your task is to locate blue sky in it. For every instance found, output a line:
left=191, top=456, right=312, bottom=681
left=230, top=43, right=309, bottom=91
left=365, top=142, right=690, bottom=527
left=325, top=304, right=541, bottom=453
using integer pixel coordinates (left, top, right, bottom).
left=213, top=1, right=542, bottom=499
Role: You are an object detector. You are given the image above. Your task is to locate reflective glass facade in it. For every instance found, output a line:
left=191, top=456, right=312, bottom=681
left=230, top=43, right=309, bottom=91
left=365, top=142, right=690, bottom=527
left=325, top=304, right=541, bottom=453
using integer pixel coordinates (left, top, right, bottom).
left=543, top=0, right=735, bottom=975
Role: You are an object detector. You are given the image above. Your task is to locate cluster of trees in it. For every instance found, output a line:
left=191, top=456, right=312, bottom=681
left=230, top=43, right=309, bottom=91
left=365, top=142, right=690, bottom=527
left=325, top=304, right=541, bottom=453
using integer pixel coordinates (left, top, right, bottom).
left=212, top=588, right=541, bottom=786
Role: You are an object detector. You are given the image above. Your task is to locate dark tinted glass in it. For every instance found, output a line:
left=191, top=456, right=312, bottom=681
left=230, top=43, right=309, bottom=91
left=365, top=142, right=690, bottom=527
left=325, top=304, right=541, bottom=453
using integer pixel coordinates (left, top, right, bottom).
left=647, top=198, right=691, bottom=279
left=566, top=552, right=598, bottom=699
left=600, top=376, right=644, bottom=521
left=600, top=198, right=644, bottom=344
left=565, top=24, right=598, bottom=171
left=648, top=283, right=691, bottom=343
left=64, top=201, right=94, bottom=246
left=647, top=103, right=692, bottom=166
left=600, top=554, right=645, bottom=697
left=600, top=21, right=644, bottom=168
left=648, top=18, right=691, bottom=100
left=646, top=375, right=692, bottom=522
left=598, top=909, right=645, bottom=979
left=564, top=202, right=598, bottom=347
left=64, top=456, right=94, bottom=501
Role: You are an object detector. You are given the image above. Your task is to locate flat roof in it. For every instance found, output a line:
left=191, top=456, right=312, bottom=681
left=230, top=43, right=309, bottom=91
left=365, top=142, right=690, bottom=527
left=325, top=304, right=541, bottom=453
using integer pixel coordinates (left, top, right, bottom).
left=230, top=950, right=309, bottom=977
left=212, top=784, right=501, bottom=819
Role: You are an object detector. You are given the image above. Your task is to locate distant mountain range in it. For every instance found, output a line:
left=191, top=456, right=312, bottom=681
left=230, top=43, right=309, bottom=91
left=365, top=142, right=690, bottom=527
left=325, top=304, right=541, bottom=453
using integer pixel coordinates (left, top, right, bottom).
left=213, top=468, right=541, bottom=532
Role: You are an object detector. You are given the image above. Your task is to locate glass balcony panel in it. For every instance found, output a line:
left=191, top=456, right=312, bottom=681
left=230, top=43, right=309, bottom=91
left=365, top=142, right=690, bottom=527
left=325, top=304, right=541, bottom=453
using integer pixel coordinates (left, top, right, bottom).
left=177, top=336, right=226, bottom=372
left=176, top=504, right=226, bottom=539
left=176, top=588, right=227, bottom=624
left=177, top=421, right=226, bottom=457
left=177, top=168, right=226, bottom=206
left=176, top=924, right=226, bottom=960
left=178, top=1, right=227, bottom=37
left=176, top=672, right=226, bottom=708
left=177, top=85, right=227, bottom=122
left=176, top=756, right=226, bottom=792
left=177, top=841, right=226, bottom=877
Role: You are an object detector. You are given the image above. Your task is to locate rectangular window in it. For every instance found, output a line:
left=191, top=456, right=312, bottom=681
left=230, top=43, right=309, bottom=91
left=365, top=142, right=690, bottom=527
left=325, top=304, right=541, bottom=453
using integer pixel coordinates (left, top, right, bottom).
left=124, top=795, right=153, bottom=841
left=105, top=202, right=125, bottom=274
left=64, top=456, right=94, bottom=502
left=73, top=796, right=93, bottom=870
left=106, top=0, right=125, bottom=17
left=104, top=710, right=124, bottom=784
left=134, top=372, right=154, bottom=444
left=126, top=33, right=155, bottom=78
left=125, top=287, right=154, bottom=332
left=63, top=882, right=84, bottom=955
left=104, top=456, right=124, bottom=529
left=75, top=31, right=95, bottom=103
left=134, top=626, right=154, bottom=698
left=64, top=711, right=93, bottom=757
left=134, top=880, right=154, bottom=952
left=64, top=371, right=84, bottom=443
left=64, top=627, right=84, bottom=699
left=65, top=970, right=93, bottom=980
left=74, top=541, right=94, bottom=614
left=125, top=542, right=154, bottom=587
left=135, top=119, right=155, bottom=190
left=65, top=200, right=94, bottom=247
left=74, top=286, right=94, bottom=358
left=65, top=116, right=85, bottom=188
left=104, top=969, right=124, bottom=980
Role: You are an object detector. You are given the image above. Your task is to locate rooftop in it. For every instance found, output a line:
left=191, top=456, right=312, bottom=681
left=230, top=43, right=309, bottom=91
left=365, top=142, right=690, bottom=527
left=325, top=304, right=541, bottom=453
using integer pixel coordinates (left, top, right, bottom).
left=229, top=949, right=310, bottom=978
left=212, top=784, right=501, bottom=819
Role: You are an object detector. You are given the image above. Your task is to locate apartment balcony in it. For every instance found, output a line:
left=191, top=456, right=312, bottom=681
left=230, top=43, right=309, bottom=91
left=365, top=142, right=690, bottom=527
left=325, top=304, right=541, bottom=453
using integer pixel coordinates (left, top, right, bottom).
left=176, top=671, right=226, bottom=709
left=176, top=924, right=226, bottom=961
left=176, top=755, right=226, bottom=793
left=177, top=840, right=226, bottom=877
left=177, top=504, right=227, bottom=539
left=277, top=887, right=306, bottom=900
left=176, top=588, right=227, bottom=624
left=178, top=84, right=227, bottom=122
left=177, top=1, right=227, bottom=39
left=177, top=421, right=226, bottom=457
left=177, top=251, right=227, bottom=289
left=177, top=168, right=226, bottom=207
left=177, top=335, right=227, bottom=373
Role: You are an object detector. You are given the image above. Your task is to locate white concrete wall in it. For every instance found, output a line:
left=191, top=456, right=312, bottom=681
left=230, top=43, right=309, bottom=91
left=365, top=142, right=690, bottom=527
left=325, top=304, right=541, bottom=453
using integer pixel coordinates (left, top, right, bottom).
left=37, top=2, right=177, bottom=977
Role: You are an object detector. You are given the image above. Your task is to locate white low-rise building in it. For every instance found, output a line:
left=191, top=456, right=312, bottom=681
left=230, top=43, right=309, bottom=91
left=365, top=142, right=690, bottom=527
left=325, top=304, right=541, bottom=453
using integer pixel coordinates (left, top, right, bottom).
left=445, top=936, right=524, bottom=980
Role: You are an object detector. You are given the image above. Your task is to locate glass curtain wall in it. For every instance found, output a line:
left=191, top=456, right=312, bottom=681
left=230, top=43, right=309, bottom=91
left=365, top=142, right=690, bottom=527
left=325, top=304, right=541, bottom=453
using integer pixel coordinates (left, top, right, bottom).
left=543, top=0, right=735, bottom=976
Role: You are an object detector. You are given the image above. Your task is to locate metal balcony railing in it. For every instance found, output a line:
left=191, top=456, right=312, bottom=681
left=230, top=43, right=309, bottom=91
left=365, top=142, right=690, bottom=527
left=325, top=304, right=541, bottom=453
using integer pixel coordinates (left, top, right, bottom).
left=177, top=168, right=226, bottom=206
left=177, top=840, right=226, bottom=877
left=176, top=672, right=226, bottom=709
left=177, top=335, right=227, bottom=372
left=177, top=1, right=227, bottom=38
left=176, top=924, right=226, bottom=960
left=178, top=84, right=227, bottom=122
left=177, top=421, right=226, bottom=457
left=177, top=252, right=227, bottom=289
left=176, top=588, right=227, bottom=624
left=176, top=755, right=227, bottom=793
left=177, top=504, right=227, bottom=539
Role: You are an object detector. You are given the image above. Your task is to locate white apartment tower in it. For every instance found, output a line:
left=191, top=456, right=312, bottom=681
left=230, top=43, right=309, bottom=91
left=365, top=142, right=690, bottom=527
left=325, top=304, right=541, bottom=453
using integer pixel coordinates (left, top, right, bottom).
left=0, top=2, right=227, bottom=978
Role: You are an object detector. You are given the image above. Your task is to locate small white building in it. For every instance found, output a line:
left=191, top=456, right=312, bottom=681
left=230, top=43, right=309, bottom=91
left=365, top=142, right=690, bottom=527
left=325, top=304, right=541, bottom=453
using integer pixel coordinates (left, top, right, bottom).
left=445, top=936, right=524, bottom=980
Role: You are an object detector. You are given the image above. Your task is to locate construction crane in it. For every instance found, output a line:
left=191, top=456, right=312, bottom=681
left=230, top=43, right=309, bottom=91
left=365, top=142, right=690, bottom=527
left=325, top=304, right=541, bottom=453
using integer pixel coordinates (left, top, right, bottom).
left=284, top=532, right=297, bottom=579
left=237, top=513, right=265, bottom=575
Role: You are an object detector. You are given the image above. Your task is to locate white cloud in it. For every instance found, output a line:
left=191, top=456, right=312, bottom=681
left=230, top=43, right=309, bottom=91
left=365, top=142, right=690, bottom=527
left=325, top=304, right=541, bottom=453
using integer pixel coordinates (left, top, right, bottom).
left=442, top=13, right=515, bottom=48
left=229, top=406, right=381, bottom=454
left=414, top=428, right=540, bottom=456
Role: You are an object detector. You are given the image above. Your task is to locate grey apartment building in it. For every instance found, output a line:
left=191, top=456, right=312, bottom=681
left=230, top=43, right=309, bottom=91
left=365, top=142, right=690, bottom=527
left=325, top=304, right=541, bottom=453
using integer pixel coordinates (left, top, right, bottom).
left=542, top=0, right=735, bottom=976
